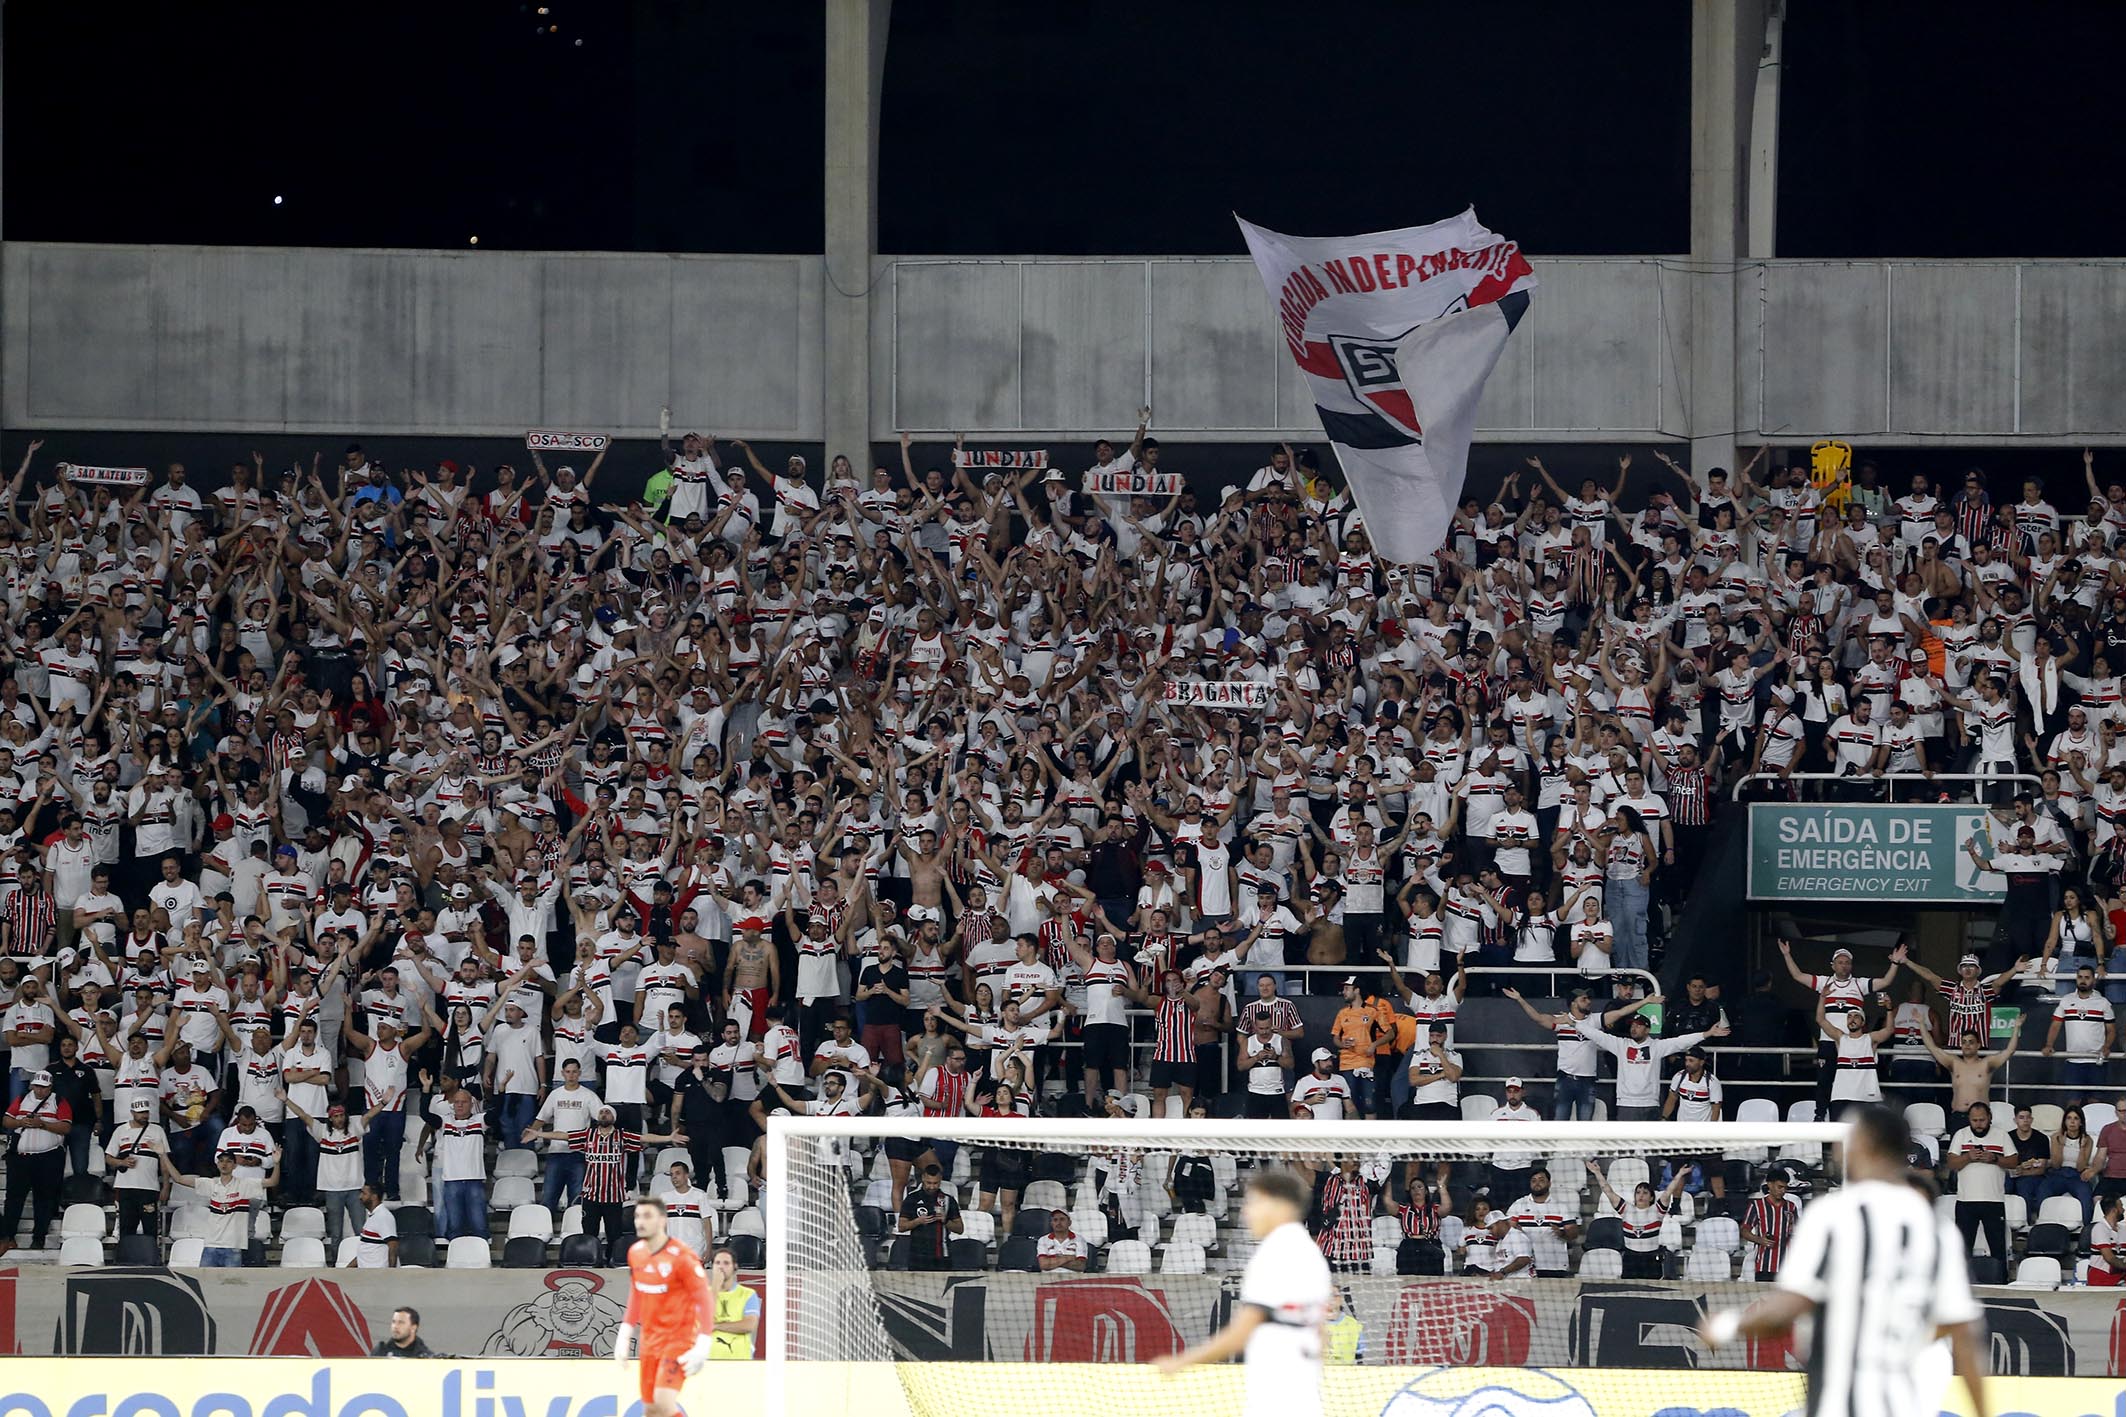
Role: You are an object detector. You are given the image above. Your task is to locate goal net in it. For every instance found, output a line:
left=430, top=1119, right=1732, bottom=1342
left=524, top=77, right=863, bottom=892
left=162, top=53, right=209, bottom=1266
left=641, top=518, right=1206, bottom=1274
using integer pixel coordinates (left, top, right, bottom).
left=766, top=1117, right=1848, bottom=1417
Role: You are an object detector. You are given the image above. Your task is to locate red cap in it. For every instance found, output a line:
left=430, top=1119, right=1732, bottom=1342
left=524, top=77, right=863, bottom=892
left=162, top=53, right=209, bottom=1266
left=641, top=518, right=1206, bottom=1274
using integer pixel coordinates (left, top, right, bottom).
left=211, top=814, right=235, bottom=833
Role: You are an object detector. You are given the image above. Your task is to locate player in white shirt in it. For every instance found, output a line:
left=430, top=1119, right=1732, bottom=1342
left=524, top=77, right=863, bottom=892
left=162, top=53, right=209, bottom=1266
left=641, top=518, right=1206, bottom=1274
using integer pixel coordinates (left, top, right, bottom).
left=1155, top=1170, right=1331, bottom=1417
left=1701, top=1106, right=1988, bottom=1417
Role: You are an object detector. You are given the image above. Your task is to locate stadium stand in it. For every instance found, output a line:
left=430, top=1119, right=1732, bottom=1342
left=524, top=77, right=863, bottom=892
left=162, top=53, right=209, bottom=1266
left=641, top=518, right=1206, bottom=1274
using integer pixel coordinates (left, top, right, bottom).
left=0, top=434, right=2114, bottom=1298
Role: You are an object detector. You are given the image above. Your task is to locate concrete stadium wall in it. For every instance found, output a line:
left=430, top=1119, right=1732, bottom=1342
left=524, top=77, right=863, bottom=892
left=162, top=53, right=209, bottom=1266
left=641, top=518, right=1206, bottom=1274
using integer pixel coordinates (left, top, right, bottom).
left=8, top=241, right=2126, bottom=449
left=872, top=255, right=1688, bottom=443
left=0, top=244, right=823, bottom=440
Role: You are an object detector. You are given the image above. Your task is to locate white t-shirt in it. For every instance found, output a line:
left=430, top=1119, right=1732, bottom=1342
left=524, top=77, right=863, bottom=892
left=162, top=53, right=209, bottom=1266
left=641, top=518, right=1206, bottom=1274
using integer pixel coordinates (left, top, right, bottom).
left=355, top=1203, right=397, bottom=1267
left=2094, top=1217, right=2124, bottom=1275
left=1289, top=1071, right=1350, bottom=1122
left=192, top=1174, right=264, bottom=1251
left=1948, top=1126, right=2010, bottom=1201
left=534, top=1085, right=603, bottom=1153
left=1237, top=1220, right=1331, bottom=1417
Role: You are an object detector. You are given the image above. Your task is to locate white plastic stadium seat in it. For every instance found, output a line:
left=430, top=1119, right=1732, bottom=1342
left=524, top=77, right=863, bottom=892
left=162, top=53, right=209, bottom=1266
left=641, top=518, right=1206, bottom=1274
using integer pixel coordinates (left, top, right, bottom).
left=168, top=1238, right=205, bottom=1267
left=959, top=1210, right=996, bottom=1246
left=1159, top=1242, right=1206, bottom=1275
left=1903, top=1102, right=1946, bottom=1139
left=559, top=1204, right=585, bottom=1237
left=2086, top=1103, right=2119, bottom=1137
left=1069, top=1208, right=1108, bottom=1248
left=1606, top=1158, right=1649, bottom=1193
left=490, top=1176, right=536, bottom=1211
left=2037, top=1195, right=2087, bottom=1232
left=653, top=1147, right=691, bottom=1180
left=1165, top=1214, right=1217, bottom=1251
left=1785, top=1100, right=1817, bottom=1124
left=1106, top=1240, right=1152, bottom=1274
left=58, top=1237, right=105, bottom=1267
left=279, top=1207, right=326, bottom=1240
left=1371, top=1215, right=1402, bottom=1254
left=1578, top=1249, right=1623, bottom=1279
left=2031, top=1104, right=2065, bottom=1136
left=2003, top=1195, right=2029, bottom=1233
left=336, top=1236, right=362, bottom=1267
left=729, top=1207, right=767, bottom=1239
left=494, top=1151, right=539, bottom=1179
left=1023, top=1180, right=1068, bottom=1212
left=1734, top=1098, right=1779, bottom=1125
left=723, top=1147, right=753, bottom=1189
left=2012, top=1256, right=2062, bottom=1289
left=60, top=1204, right=106, bottom=1239
left=1696, top=1216, right=1742, bottom=1255
left=446, top=1236, right=493, bottom=1269
left=1438, top=1216, right=1466, bottom=1254
left=1459, top=1094, right=1498, bottom=1122
left=280, top=1237, right=327, bottom=1268
left=1683, top=1248, right=1731, bottom=1281
left=508, top=1204, right=556, bottom=1240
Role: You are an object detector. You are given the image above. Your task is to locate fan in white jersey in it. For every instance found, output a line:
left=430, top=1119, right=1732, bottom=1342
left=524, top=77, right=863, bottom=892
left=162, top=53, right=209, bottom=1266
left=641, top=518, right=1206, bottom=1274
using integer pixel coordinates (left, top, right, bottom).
left=1155, top=1169, right=1331, bottom=1417
left=1702, top=1106, right=1991, bottom=1417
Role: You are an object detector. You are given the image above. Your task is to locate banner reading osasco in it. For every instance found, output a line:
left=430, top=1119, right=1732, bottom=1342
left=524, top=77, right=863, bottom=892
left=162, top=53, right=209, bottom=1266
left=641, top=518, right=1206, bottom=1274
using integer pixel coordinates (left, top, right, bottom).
left=1238, top=210, right=1535, bottom=565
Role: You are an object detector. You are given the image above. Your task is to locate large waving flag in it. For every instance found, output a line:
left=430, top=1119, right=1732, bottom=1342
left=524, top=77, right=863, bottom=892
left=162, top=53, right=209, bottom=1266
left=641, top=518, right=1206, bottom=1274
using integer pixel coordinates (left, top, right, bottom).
left=1237, top=210, right=1535, bottom=564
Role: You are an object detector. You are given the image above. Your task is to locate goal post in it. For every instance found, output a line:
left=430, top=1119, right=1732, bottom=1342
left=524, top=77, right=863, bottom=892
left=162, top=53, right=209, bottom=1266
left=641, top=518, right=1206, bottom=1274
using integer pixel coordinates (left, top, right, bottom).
left=765, top=1115, right=1850, bottom=1416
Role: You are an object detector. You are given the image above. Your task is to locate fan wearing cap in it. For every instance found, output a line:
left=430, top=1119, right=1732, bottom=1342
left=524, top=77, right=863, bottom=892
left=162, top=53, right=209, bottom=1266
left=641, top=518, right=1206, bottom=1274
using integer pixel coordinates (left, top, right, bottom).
left=1901, top=945, right=2028, bottom=1052
left=1775, top=936, right=1908, bottom=1118
left=105, top=1095, right=170, bottom=1239
left=0, top=1066, right=72, bottom=1254
left=1289, top=1046, right=1354, bottom=1122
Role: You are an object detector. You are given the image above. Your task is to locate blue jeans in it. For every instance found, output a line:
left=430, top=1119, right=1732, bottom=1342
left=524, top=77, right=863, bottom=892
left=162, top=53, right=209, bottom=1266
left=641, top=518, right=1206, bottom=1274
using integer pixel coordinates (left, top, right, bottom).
left=439, top=1178, right=491, bottom=1240
left=66, top=1116, right=92, bottom=1179
left=364, top=1109, right=405, bottom=1199
left=200, top=1247, right=244, bottom=1268
left=169, top=1116, right=225, bottom=1176
left=1551, top=1073, right=1596, bottom=1121
left=2044, top=1169, right=2097, bottom=1227
left=498, top=1093, right=538, bottom=1151
left=1339, top=1069, right=1376, bottom=1119
left=282, top=1117, right=318, bottom=1198
left=2063, top=1061, right=2108, bottom=1097
left=540, top=1150, right=585, bottom=1211
left=1606, top=879, right=1650, bottom=972
left=324, top=1189, right=365, bottom=1247
left=6, top=1069, right=30, bottom=1105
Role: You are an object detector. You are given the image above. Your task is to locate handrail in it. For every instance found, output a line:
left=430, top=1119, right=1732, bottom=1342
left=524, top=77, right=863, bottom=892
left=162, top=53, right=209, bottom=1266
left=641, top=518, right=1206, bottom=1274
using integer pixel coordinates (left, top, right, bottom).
left=1730, top=769, right=2043, bottom=801
left=1137, top=963, right=1661, bottom=992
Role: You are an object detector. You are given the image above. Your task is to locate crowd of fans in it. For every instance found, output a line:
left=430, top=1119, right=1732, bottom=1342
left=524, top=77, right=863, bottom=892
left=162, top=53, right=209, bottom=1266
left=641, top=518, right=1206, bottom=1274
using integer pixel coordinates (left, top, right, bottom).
left=0, top=426, right=2113, bottom=1283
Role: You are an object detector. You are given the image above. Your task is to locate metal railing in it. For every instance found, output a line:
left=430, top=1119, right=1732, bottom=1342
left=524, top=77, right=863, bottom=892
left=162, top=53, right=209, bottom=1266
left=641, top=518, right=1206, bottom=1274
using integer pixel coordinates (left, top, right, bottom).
left=1730, top=769, right=2043, bottom=801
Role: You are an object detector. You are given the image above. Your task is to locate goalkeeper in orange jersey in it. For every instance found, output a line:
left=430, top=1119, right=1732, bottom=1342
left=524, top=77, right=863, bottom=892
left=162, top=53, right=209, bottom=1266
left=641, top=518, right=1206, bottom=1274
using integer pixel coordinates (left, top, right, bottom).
left=614, top=1197, right=716, bottom=1417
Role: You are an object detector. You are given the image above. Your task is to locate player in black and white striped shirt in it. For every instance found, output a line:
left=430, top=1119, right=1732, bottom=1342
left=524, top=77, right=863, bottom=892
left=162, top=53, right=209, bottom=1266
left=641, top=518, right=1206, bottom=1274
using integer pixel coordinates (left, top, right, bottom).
left=1702, top=1106, right=1990, bottom=1417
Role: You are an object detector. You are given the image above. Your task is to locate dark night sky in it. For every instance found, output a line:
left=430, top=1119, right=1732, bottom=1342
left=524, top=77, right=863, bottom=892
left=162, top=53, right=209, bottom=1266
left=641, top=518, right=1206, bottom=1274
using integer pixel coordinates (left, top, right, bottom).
left=3, top=2, right=2123, bottom=258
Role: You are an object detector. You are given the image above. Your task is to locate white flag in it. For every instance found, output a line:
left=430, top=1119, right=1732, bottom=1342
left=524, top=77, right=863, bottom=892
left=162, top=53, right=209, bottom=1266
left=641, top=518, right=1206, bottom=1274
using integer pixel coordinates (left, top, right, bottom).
left=1237, top=210, right=1534, bottom=564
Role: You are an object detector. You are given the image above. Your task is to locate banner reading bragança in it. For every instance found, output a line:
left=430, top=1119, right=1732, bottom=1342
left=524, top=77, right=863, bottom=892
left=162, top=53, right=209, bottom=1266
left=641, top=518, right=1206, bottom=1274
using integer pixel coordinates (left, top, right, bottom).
left=1746, top=803, right=2006, bottom=903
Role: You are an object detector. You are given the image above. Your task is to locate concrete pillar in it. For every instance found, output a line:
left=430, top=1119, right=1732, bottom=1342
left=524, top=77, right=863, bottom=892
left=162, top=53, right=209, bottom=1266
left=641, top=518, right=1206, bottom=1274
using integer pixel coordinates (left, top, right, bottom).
left=1687, top=0, right=1769, bottom=483
left=824, top=0, right=890, bottom=469
left=1746, top=3, right=1785, bottom=260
